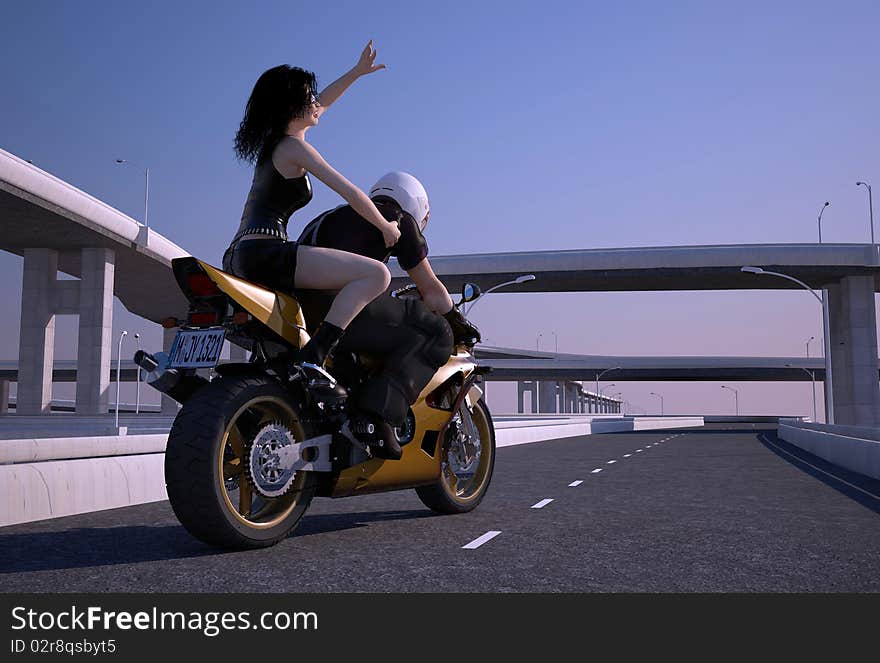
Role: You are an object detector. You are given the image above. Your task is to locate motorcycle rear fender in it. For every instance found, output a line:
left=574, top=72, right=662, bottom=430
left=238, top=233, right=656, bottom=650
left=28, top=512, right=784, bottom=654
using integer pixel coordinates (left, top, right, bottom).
left=171, top=257, right=309, bottom=349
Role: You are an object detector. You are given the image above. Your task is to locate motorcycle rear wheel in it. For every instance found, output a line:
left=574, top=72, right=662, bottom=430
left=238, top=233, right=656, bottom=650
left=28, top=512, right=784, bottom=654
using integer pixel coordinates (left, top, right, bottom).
left=415, top=397, right=495, bottom=514
left=165, top=374, right=316, bottom=549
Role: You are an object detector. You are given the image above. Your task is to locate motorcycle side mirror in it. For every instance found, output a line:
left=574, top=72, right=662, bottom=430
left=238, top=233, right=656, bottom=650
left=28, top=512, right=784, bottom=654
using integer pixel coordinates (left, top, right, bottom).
left=460, top=283, right=481, bottom=304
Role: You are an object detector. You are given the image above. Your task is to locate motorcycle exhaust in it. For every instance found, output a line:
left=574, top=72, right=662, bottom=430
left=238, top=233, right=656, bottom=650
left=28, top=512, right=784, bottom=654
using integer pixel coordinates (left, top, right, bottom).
left=134, top=350, right=209, bottom=405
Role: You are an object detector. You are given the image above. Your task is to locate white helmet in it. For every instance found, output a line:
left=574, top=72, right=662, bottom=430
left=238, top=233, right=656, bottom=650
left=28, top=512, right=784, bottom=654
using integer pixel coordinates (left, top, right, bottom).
left=369, top=171, right=430, bottom=232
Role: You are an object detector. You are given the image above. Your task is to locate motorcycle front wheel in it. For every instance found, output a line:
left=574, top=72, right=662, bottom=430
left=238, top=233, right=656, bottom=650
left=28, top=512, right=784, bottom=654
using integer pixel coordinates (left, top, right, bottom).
left=416, top=397, right=496, bottom=514
left=164, top=374, right=316, bottom=549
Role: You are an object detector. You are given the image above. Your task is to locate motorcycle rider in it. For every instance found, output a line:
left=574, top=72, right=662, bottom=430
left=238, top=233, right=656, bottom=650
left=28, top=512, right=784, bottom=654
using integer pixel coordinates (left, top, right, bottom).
left=296, top=171, right=481, bottom=460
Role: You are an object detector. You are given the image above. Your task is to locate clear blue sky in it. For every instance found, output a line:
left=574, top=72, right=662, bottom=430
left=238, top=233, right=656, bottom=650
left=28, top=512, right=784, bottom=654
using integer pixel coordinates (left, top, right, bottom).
left=1, top=0, right=878, bottom=416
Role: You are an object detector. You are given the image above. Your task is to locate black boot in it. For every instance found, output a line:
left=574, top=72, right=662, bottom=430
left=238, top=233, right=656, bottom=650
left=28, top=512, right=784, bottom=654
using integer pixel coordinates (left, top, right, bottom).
left=349, top=412, right=403, bottom=460
left=298, top=321, right=345, bottom=368
left=371, top=418, right=403, bottom=460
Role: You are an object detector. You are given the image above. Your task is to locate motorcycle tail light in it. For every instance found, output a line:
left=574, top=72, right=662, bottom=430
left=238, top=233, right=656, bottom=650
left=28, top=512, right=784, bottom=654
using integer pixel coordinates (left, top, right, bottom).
left=189, top=311, right=218, bottom=326
left=188, top=273, right=220, bottom=297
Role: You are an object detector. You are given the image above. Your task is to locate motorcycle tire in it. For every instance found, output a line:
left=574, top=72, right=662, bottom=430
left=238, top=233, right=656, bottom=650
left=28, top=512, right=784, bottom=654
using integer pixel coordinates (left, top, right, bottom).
left=416, top=397, right=496, bottom=514
left=165, top=373, right=316, bottom=549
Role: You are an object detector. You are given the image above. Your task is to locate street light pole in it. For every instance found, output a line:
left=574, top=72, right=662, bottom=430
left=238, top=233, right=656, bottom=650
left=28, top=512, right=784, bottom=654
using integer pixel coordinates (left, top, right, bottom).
left=115, top=159, right=150, bottom=230
left=536, top=332, right=542, bottom=351
left=817, top=201, right=829, bottom=244
left=552, top=330, right=558, bottom=354
left=856, top=181, right=874, bottom=244
left=595, top=366, right=621, bottom=404
left=741, top=266, right=834, bottom=424
left=805, top=335, right=814, bottom=359
left=116, top=331, right=127, bottom=428
left=134, top=333, right=142, bottom=415
left=463, top=274, right=535, bottom=315
left=649, top=391, right=664, bottom=416
left=721, top=385, right=739, bottom=416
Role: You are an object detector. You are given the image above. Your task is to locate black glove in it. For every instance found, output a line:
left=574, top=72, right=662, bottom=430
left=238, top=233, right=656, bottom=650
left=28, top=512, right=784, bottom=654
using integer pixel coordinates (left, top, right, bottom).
left=442, top=305, right=482, bottom=346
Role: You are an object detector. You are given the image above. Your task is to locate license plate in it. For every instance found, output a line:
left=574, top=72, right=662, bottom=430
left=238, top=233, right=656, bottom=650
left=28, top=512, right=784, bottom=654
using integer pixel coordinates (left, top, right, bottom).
left=168, top=328, right=226, bottom=369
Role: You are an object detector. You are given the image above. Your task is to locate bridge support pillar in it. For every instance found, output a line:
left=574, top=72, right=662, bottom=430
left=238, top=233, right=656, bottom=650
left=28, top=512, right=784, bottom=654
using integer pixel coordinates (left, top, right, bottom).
left=17, top=249, right=57, bottom=414
left=827, top=275, right=880, bottom=426
left=75, top=248, right=115, bottom=415
left=161, top=326, right=180, bottom=415
left=517, top=380, right=538, bottom=414
left=538, top=381, right=558, bottom=413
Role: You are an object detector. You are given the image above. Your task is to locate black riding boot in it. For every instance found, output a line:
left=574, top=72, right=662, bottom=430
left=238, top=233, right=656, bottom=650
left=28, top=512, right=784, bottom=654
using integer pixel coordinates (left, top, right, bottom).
left=298, top=321, right=345, bottom=368
left=371, top=417, right=403, bottom=460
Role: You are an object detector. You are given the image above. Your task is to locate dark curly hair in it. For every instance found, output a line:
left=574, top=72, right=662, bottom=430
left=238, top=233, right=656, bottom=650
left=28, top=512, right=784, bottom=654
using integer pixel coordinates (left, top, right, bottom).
left=234, top=65, right=318, bottom=164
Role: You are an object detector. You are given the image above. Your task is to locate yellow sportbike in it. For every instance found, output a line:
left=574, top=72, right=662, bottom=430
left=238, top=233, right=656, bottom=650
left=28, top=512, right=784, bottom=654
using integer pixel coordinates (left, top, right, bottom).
left=135, top=257, right=495, bottom=549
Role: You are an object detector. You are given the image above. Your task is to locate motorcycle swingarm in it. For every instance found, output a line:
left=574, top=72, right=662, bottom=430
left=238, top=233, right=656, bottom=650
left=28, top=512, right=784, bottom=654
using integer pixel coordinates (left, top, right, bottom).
left=275, top=433, right=333, bottom=473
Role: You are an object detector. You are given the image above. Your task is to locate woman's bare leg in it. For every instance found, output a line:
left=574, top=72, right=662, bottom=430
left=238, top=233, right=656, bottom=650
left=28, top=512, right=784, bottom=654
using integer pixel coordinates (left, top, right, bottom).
left=294, top=245, right=391, bottom=328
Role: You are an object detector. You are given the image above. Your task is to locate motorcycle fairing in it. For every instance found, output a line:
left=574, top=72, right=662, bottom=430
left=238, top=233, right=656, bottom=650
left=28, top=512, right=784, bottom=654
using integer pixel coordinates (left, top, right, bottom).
left=325, top=353, right=476, bottom=497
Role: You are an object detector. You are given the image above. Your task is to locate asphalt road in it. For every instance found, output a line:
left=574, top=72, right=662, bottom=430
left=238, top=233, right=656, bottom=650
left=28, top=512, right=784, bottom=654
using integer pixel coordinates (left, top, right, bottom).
left=1, top=425, right=878, bottom=592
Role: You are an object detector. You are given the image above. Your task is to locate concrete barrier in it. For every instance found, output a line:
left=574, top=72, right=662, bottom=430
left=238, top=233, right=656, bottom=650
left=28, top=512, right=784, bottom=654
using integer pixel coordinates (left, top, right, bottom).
left=0, top=453, right=167, bottom=527
left=589, top=416, right=704, bottom=434
left=1, top=415, right=704, bottom=526
left=777, top=419, right=880, bottom=480
left=0, top=434, right=168, bottom=464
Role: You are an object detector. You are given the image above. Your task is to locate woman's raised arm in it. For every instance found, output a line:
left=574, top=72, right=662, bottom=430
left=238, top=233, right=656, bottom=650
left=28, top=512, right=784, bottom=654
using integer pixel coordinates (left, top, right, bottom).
left=315, top=40, right=385, bottom=117
left=278, top=137, right=400, bottom=247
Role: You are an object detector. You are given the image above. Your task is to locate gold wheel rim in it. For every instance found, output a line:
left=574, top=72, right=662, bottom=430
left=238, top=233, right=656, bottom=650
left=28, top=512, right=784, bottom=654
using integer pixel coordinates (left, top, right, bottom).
left=441, top=401, right=492, bottom=505
left=218, top=395, right=309, bottom=530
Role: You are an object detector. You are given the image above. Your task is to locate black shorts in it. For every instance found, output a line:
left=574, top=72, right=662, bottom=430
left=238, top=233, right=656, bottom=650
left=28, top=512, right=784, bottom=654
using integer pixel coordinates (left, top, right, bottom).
left=221, top=239, right=299, bottom=293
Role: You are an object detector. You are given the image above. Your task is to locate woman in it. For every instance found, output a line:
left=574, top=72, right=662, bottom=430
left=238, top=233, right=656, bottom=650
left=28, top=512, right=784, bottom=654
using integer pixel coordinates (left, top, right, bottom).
left=223, top=41, right=400, bottom=370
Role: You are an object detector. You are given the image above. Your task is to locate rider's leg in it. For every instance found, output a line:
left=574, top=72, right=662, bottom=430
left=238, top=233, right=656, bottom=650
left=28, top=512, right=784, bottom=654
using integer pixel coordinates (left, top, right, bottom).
left=341, top=295, right=454, bottom=425
left=293, top=245, right=391, bottom=366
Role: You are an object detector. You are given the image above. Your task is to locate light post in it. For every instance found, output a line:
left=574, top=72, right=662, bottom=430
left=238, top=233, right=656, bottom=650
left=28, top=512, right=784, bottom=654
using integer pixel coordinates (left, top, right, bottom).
left=115, top=159, right=150, bottom=230
left=805, top=335, right=814, bottom=359
left=817, top=201, right=829, bottom=243
left=601, top=384, right=616, bottom=411
left=649, top=391, right=664, bottom=416
left=551, top=330, right=558, bottom=354
left=134, top=333, right=142, bottom=415
left=463, top=274, right=535, bottom=315
left=741, top=266, right=833, bottom=423
left=115, top=330, right=127, bottom=428
left=536, top=332, right=542, bottom=351
left=856, top=181, right=874, bottom=244
left=785, top=363, right=817, bottom=423
left=721, top=385, right=739, bottom=416
left=595, top=366, right=621, bottom=404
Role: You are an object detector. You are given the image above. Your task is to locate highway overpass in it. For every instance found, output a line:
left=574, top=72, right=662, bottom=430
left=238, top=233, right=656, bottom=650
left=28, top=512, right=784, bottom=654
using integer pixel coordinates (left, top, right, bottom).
left=2, top=146, right=878, bottom=425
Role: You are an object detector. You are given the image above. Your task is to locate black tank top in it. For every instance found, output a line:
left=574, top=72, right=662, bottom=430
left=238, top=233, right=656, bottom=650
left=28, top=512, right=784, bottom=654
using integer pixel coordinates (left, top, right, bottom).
left=234, top=155, right=313, bottom=240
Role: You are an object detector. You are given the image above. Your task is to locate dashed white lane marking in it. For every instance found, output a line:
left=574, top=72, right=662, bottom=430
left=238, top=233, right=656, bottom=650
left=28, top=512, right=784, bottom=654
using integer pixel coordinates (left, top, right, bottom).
left=462, top=531, right=501, bottom=549
left=531, top=498, right=554, bottom=509
left=607, top=460, right=617, bottom=464
left=591, top=468, right=603, bottom=474
left=636, top=449, right=643, bottom=453
left=623, top=454, right=632, bottom=458
left=569, top=480, right=583, bottom=487
left=761, top=436, right=880, bottom=501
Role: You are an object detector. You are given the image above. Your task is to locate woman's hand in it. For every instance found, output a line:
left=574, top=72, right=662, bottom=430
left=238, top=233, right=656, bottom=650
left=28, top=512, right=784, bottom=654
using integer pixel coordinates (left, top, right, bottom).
left=353, top=40, right=386, bottom=77
left=381, top=222, right=401, bottom=248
